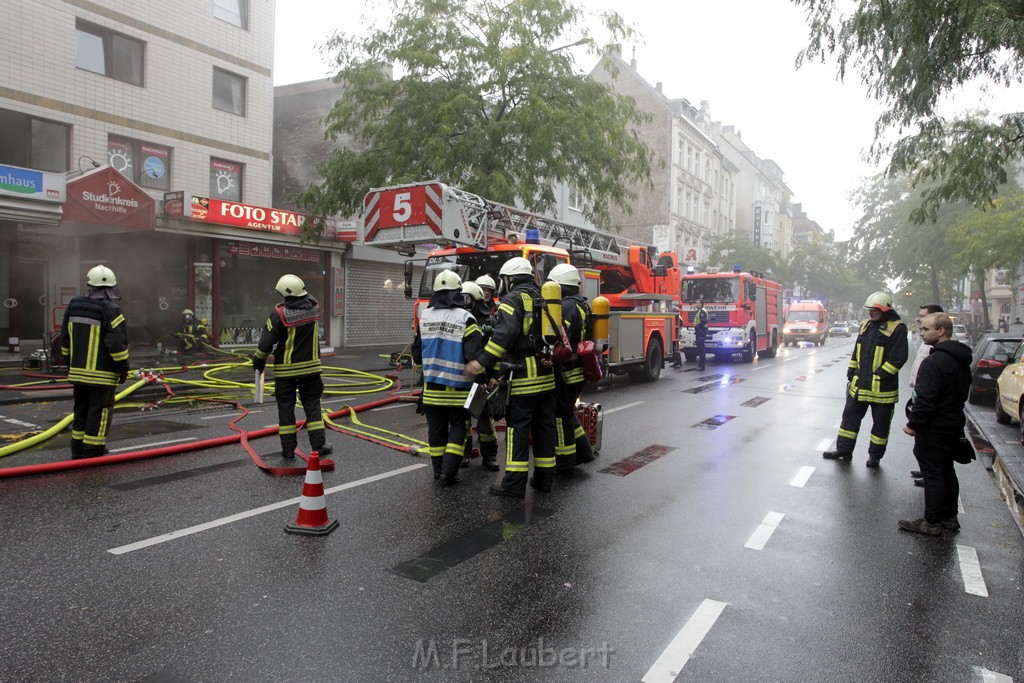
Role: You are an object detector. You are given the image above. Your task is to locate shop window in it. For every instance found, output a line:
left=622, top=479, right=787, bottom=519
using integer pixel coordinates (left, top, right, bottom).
left=75, top=20, right=144, bottom=86
left=107, top=136, right=171, bottom=191
left=210, top=158, right=243, bottom=201
left=213, top=67, right=246, bottom=116
left=214, top=0, right=247, bottom=28
left=0, top=108, right=70, bottom=173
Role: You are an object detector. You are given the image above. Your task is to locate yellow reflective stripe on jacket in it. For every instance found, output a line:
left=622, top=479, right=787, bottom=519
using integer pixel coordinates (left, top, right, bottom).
left=272, top=359, right=322, bottom=378
left=110, top=349, right=129, bottom=362
left=422, top=384, right=471, bottom=406
left=879, top=361, right=898, bottom=375
left=110, top=314, right=125, bottom=329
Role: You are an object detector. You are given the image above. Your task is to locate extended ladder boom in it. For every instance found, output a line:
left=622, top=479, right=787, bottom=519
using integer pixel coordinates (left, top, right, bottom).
left=362, top=181, right=654, bottom=267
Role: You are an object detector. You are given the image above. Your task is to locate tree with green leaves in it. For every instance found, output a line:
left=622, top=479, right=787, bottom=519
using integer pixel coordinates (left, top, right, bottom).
left=794, top=0, right=1024, bottom=222
left=786, top=240, right=878, bottom=310
left=295, top=0, right=654, bottom=242
left=704, top=233, right=782, bottom=277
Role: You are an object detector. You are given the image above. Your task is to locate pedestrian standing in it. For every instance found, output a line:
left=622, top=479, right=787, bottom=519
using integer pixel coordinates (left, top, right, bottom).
left=60, top=265, right=130, bottom=459
left=412, top=270, right=483, bottom=484
left=465, top=257, right=558, bottom=497
left=823, top=291, right=909, bottom=467
left=899, top=313, right=972, bottom=535
left=693, top=298, right=709, bottom=370
left=547, top=263, right=595, bottom=474
left=909, top=304, right=944, bottom=390
left=252, top=274, right=333, bottom=460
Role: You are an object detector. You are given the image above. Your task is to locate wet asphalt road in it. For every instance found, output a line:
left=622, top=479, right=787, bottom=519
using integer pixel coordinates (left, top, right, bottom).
left=0, top=341, right=1022, bottom=682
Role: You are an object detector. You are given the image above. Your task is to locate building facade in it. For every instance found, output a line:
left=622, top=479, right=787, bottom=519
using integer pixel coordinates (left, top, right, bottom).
left=589, top=48, right=737, bottom=267
left=1, top=0, right=351, bottom=349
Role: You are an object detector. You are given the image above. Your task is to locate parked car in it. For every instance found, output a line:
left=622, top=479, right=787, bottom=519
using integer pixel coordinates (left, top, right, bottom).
left=952, top=324, right=969, bottom=344
left=995, top=341, right=1024, bottom=437
left=828, top=322, right=851, bottom=337
left=969, top=334, right=1022, bottom=404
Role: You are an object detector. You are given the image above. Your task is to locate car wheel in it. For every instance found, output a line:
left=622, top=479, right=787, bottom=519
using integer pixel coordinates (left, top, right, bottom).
left=995, top=390, right=1012, bottom=424
left=968, top=388, right=981, bottom=405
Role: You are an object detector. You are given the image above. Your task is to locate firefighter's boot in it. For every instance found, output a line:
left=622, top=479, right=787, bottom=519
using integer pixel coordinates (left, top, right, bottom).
left=489, top=472, right=527, bottom=498
left=431, top=450, right=443, bottom=480
left=439, top=449, right=461, bottom=486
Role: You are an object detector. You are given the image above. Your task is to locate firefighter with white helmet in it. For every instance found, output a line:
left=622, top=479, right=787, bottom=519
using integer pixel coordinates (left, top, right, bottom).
left=412, top=269, right=484, bottom=484
left=546, top=263, right=595, bottom=472
left=252, top=274, right=333, bottom=459
left=465, top=256, right=558, bottom=497
left=175, top=308, right=209, bottom=354
left=458, top=280, right=500, bottom=472
left=60, top=265, right=130, bottom=458
left=823, top=291, right=908, bottom=467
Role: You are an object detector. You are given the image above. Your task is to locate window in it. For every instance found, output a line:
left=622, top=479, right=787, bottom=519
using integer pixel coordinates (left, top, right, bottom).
left=213, top=68, right=246, bottom=116
left=108, top=136, right=171, bottom=190
left=677, top=136, right=685, bottom=166
left=214, top=0, right=247, bottom=28
left=676, top=186, right=684, bottom=214
left=210, top=158, right=243, bottom=201
left=75, top=20, right=144, bottom=86
left=0, top=108, right=70, bottom=172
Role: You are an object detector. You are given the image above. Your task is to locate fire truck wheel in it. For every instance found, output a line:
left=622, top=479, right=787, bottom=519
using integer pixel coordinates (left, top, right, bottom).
left=630, top=337, right=663, bottom=383
left=741, top=333, right=756, bottom=363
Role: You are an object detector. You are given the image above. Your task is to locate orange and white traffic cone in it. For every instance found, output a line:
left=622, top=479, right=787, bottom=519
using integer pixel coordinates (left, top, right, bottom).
left=284, top=451, right=339, bottom=536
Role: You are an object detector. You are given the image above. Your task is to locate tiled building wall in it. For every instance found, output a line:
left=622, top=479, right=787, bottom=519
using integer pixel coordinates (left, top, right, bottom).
left=0, top=0, right=273, bottom=206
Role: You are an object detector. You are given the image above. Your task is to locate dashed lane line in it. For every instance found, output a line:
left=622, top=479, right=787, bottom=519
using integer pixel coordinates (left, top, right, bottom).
left=816, top=438, right=833, bottom=452
left=750, top=364, right=770, bottom=371
left=107, top=463, right=427, bottom=555
left=976, top=667, right=1014, bottom=683
left=108, top=437, right=197, bottom=454
left=603, top=401, right=645, bottom=416
left=744, top=512, right=785, bottom=550
left=641, top=599, right=728, bottom=683
left=959, top=495, right=965, bottom=514
left=373, top=402, right=415, bottom=411
left=789, top=466, right=814, bottom=488
left=956, top=545, right=989, bottom=597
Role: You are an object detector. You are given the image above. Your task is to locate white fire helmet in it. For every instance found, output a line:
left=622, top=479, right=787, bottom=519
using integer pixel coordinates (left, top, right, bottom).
left=276, top=274, right=307, bottom=297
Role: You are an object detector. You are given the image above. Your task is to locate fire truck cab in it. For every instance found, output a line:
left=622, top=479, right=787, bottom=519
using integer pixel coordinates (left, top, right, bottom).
left=679, top=268, right=784, bottom=363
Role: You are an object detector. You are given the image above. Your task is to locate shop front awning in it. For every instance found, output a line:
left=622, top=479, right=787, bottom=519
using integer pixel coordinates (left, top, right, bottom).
left=0, top=196, right=63, bottom=226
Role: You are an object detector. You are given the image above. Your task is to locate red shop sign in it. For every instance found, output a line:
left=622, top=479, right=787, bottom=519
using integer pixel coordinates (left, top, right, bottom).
left=64, top=167, right=155, bottom=230
left=189, top=196, right=348, bottom=239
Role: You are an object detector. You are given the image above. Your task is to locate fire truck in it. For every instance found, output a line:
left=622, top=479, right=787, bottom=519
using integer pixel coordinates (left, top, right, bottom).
left=362, top=181, right=681, bottom=382
left=678, top=268, right=784, bottom=363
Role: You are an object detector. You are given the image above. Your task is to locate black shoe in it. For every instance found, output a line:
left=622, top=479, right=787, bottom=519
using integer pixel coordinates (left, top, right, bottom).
left=910, top=470, right=922, bottom=478
left=528, top=476, right=552, bottom=493
left=898, top=518, right=942, bottom=536
left=822, top=450, right=852, bottom=461
left=480, top=455, right=500, bottom=472
left=940, top=517, right=961, bottom=531
left=913, top=477, right=924, bottom=487
left=866, top=456, right=881, bottom=468
left=489, top=484, right=524, bottom=498
left=439, top=473, right=460, bottom=486
left=316, top=443, right=333, bottom=456
left=697, top=366, right=705, bottom=371
left=281, top=449, right=296, bottom=460
left=670, top=363, right=682, bottom=369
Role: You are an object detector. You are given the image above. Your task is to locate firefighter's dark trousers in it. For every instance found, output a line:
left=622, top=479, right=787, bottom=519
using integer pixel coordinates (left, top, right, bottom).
left=555, top=379, right=593, bottom=471
left=71, top=383, right=116, bottom=458
left=464, top=403, right=498, bottom=460
left=426, top=404, right=469, bottom=479
left=275, top=373, right=326, bottom=454
left=836, top=395, right=895, bottom=459
left=500, top=391, right=556, bottom=491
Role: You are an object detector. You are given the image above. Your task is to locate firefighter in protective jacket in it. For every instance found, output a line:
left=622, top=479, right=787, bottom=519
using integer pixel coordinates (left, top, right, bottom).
left=823, top=291, right=908, bottom=467
left=465, top=257, right=558, bottom=497
left=412, top=270, right=483, bottom=484
left=252, top=274, right=332, bottom=459
left=176, top=309, right=209, bottom=353
left=460, top=281, right=500, bottom=472
left=547, top=263, right=595, bottom=472
left=60, top=265, right=130, bottom=459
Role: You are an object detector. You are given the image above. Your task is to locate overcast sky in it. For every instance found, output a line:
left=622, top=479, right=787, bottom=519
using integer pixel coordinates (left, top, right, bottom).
left=271, top=0, right=1004, bottom=242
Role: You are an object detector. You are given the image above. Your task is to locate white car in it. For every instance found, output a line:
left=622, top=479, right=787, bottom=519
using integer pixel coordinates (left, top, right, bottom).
left=952, top=324, right=969, bottom=344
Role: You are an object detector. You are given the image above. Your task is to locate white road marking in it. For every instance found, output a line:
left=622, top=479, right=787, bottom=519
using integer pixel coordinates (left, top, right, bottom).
left=956, top=545, right=989, bottom=597
left=2, top=417, right=40, bottom=429
left=751, top=364, right=770, bottom=371
left=374, top=402, right=415, bottom=411
left=107, top=463, right=427, bottom=555
left=108, top=437, right=197, bottom=453
left=744, top=511, right=785, bottom=550
left=641, top=599, right=728, bottom=683
left=604, top=401, right=645, bottom=415
left=816, top=438, right=833, bottom=452
left=976, top=667, right=1014, bottom=683
left=958, top=495, right=964, bottom=514
left=784, top=355, right=798, bottom=361
left=789, top=466, right=815, bottom=488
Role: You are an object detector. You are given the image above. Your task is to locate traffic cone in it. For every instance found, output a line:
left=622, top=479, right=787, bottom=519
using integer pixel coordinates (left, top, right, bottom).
left=284, top=451, right=339, bottom=536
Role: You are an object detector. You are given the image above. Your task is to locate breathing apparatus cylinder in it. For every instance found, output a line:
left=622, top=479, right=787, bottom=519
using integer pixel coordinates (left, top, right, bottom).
left=591, top=296, right=610, bottom=351
left=541, top=281, right=562, bottom=344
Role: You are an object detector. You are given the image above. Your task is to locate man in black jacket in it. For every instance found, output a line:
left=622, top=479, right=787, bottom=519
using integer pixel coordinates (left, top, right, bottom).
left=899, top=313, right=972, bottom=536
